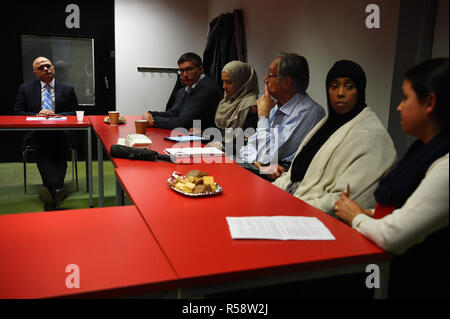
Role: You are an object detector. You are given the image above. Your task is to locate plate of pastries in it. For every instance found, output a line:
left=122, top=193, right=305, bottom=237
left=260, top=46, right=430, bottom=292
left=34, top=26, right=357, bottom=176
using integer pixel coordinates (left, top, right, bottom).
left=167, top=170, right=222, bottom=197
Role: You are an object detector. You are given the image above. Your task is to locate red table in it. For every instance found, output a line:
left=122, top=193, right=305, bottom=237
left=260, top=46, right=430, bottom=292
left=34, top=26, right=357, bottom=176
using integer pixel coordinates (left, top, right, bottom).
left=115, top=163, right=391, bottom=298
left=0, top=115, right=91, bottom=128
left=0, top=115, right=94, bottom=207
left=0, top=206, right=178, bottom=298
left=88, top=115, right=214, bottom=206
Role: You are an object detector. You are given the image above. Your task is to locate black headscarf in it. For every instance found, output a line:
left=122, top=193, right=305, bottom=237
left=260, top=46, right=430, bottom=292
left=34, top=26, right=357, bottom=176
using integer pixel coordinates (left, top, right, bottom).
left=375, top=130, right=449, bottom=207
left=290, top=60, right=367, bottom=183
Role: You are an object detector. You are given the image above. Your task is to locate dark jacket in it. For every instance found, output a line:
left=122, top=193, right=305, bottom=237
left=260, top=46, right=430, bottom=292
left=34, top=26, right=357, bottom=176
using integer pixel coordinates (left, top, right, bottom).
left=203, top=9, right=245, bottom=87
left=14, top=79, right=78, bottom=148
left=151, top=75, right=222, bottom=130
left=14, top=79, right=78, bottom=116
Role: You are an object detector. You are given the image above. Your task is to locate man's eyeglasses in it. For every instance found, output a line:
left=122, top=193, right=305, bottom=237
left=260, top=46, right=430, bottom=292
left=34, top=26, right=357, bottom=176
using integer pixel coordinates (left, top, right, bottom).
left=37, top=64, right=53, bottom=71
left=178, top=66, right=197, bottom=75
left=266, top=73, right=280, bottom=79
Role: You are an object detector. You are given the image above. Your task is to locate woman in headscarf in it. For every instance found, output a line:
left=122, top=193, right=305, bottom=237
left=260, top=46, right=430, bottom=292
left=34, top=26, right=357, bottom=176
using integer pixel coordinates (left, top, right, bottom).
left=273, top=60, right=397, bottom=214
left=334, top=58, right=448, bottom=298
left=214, top=61, right=259, bottom=133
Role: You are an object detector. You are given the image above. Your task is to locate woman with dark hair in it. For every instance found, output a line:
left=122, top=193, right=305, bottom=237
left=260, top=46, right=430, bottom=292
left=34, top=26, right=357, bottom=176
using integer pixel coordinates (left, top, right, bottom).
left=273, top=60, right=397, bottom=214
left=334, top=58, right=449, bottom=298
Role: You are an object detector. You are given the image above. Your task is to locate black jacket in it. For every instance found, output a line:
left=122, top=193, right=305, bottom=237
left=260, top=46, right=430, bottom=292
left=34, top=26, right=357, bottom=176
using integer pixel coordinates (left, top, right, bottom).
left=14, top=79, right=78, bottom=147
left=14, top=79, right=78, bottom=116
left=151, top=75, right=222, bottom=130
left=203, top=10, right=245, bottom=87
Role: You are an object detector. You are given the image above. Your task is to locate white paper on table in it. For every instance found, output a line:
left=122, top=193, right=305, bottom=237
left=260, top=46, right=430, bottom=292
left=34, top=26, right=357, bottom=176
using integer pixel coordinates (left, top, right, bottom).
left=26, top=117, right=46, bottom=121
left=164, top=147, right=224, bottom=157
left=47, top=117, right=67, bottom=121
left=226, top=216, right=336, bottom=241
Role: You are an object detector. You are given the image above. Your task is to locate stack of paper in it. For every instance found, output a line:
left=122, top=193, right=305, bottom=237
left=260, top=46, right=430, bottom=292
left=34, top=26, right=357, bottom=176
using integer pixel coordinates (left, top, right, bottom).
left=125, top=134, right=152, bottom=148
left=164, top=147, right=224, bottom=157
left=165, top=135, right=208, bottom=142
left=25, top=117, right=67, bottom=121
left=226, top=216, right=335, bottom=240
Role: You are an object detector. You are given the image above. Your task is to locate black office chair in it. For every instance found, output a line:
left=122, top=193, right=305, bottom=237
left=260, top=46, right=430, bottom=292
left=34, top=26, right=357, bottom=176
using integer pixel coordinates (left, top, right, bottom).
left=23, top=139, right=79, bottom=195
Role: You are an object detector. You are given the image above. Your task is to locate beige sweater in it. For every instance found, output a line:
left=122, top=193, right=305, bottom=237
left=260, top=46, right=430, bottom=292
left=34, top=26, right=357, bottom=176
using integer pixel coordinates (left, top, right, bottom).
left=273, top=107, right=397, bottom=214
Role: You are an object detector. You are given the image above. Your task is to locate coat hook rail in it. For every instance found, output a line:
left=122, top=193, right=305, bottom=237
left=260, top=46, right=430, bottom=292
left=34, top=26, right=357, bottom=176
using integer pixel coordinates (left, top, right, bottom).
left=137, top=67, right=179, bottom=73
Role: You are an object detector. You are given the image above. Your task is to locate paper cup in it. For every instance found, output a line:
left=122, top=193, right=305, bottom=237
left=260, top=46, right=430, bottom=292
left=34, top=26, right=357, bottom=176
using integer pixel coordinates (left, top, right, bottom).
left=76, top=111, right=84, bottom=122
left=108, top=111, right=119, bottom=126
left=135, top=120, right=148, bottom=134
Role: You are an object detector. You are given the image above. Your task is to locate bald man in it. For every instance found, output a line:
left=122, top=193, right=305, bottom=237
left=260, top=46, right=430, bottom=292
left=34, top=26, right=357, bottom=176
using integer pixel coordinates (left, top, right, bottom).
left=15, top=57, right=78, bottom=211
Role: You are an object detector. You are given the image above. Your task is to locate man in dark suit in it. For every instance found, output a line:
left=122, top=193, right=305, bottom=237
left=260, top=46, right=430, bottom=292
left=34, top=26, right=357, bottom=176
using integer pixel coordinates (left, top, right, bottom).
left=15, top=56, right=78, bottom=211
left=142, top=52, right=222, bottom=130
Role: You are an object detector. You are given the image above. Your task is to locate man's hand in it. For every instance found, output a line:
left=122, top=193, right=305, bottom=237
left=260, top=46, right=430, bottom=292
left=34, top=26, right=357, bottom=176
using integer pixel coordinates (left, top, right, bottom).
left=206, top=141, right=223, bottom=150
left=37, top=109, right=55, bottom=117
left=189, top=127, right=201, bottom=136
left=142, top=112, right=156, bottom=127
left=257, top=84, right=276, bottom=117
left=254, top=162, right=285, bottom=181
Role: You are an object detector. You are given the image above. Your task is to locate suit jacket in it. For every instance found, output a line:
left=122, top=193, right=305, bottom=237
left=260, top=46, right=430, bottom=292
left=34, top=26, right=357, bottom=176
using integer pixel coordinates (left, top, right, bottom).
left=151, top=75, right=222, bottom=130
left=14, top=79, right=78, bottom=147
left=14, top=79, right=78, bottom=116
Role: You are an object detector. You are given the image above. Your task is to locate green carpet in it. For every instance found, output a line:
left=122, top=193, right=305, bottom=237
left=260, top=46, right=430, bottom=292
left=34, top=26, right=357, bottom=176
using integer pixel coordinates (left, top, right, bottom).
left=0, top=160, right=126, bottom=215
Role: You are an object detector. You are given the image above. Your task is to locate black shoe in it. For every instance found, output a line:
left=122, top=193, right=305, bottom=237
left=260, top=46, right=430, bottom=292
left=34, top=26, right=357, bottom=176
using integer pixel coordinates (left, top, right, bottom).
left=39, top=187, right=55, bottom=205
left=43, top=202, right=57, bottom=211
left=39, top=187, right=56, bottom=211
left=55, top=188, right=68, bottom=206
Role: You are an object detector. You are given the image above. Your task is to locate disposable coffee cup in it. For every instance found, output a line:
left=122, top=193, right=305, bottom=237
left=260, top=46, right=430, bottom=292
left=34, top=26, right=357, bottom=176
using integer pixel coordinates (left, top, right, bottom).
left=76, top=110, right=84, bottom=122
left=108, top=111, right=119, bottom=126
left=135, top=120, right=148, bottom=134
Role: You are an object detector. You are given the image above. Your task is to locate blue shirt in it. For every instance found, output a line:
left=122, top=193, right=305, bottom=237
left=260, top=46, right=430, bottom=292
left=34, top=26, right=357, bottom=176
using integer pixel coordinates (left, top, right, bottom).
left=239, top=92, right=325, bottom=165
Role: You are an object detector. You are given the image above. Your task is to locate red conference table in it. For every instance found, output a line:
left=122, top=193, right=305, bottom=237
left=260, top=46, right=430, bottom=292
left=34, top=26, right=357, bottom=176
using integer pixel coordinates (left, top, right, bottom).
left=115, top=163, right=391, bottom=298
left=88, top=115, right=203, bottom=206
left=0, top=115, right=94, bottom=207
left=91, top=114, right=391, bottom=298
left=0, top=205, right=178, bottom=298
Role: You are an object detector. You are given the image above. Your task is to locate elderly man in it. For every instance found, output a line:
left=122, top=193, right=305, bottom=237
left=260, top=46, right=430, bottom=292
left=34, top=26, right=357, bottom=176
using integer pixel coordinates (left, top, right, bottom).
left=238, top=53, right=325, bottom=180
left=142, top=52, right=222, bottom=130
left=15, top=57, right=78, bottom=211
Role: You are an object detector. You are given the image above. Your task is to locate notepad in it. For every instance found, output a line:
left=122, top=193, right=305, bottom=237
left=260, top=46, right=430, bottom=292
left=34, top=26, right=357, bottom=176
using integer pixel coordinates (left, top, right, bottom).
left=164, top=135, right=209, bottom=142
left=117, top=134, right=152, bottom=148
left=226, top=216, right=336, bottom=240
left=164, top=147, right=224, bottom=157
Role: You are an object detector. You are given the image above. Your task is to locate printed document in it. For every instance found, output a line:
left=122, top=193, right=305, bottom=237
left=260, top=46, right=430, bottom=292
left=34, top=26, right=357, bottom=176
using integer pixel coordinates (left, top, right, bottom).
left=164, top=147, right=224, bottom=157
left=226, top=216, right=335, bottom=240
left=26, top=117, right=67, bottom=121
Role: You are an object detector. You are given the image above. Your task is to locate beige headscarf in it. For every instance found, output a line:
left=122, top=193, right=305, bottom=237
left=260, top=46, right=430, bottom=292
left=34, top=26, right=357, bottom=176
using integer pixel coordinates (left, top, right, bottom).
left=215, top=61, right=259, bottom=130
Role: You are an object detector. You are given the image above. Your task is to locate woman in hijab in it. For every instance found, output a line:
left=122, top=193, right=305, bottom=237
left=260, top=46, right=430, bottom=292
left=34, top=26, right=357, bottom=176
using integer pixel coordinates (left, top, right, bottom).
left=214, top=61, right=259, bottom=133
left=273, top=60, right=397, bottom=214
left=334, top=58, right=448, bottom=298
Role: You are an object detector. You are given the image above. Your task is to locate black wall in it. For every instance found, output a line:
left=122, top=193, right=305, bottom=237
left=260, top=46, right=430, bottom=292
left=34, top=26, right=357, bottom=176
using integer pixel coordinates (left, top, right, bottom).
left=3, top=0, right=115, bottom=162
left=387, top=0, right=438, bottom=158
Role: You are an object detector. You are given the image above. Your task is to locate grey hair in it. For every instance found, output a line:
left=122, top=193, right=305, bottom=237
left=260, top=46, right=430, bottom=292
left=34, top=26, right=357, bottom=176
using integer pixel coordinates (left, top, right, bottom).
left=277, top=53, right=309, bottom=93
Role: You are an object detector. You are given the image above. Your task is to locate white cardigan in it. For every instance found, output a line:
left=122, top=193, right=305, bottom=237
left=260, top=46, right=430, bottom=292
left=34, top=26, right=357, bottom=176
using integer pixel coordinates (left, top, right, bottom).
left=273, top=107, right=397, bottom=214
left=352, top=153, right=449, bottom=254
